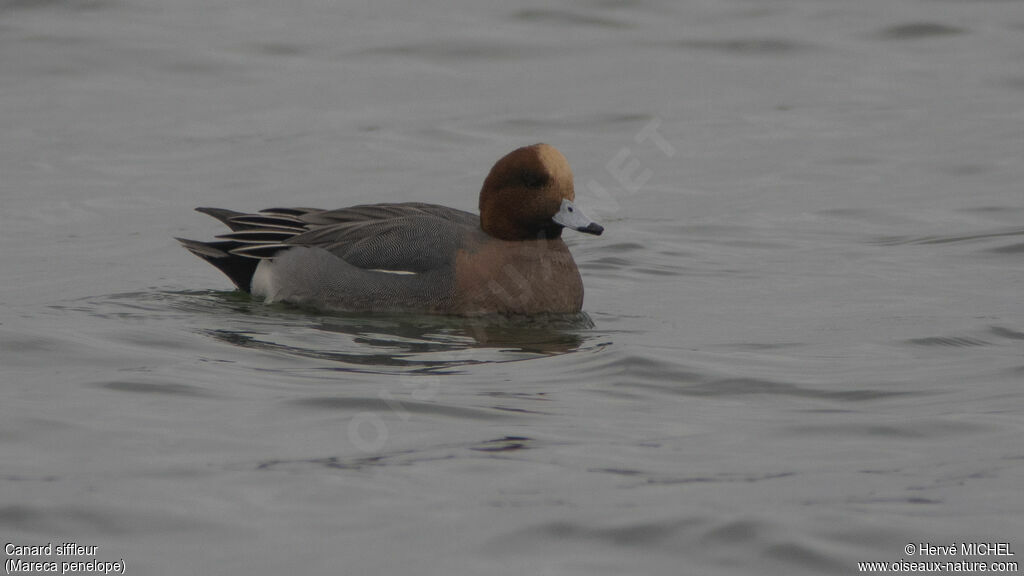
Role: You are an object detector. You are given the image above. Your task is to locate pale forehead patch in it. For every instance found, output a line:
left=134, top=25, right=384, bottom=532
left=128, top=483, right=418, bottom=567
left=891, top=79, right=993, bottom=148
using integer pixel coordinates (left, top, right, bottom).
left=532, top=143, right=574, bottom=186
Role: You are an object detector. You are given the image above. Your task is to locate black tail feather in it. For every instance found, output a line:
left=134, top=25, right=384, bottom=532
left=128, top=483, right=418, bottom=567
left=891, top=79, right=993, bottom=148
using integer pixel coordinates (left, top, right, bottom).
left=176, top=237, right=258, bottom=292
left=195, top=207, right=249, bottom=231
left=181, top=207, right=316, bottom=292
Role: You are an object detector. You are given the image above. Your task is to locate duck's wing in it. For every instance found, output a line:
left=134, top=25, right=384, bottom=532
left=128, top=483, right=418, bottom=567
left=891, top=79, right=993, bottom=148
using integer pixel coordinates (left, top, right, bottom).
left=283, top=215, right=471, bottom=274
left=291, top=202, right=478, bottom=228
left=182, top=203, right=478, bottom=284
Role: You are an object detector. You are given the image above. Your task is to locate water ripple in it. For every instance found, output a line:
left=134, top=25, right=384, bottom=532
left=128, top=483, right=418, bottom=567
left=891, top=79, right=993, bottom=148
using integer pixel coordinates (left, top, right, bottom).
left=512, top=8, right=630, bottom=29
left=254, top=435, right=535, bottom=472
left=355, top=40, right=544, bottom=62
left=59, top=290, right=599, bottom=374
left=987, top=241, right=1024, bottom=254
left=870, top=226, right=1024, bottom=246
left=291, top=396, right=512, bottom=420
left=505, top=517, right=704, bottom=549
left=94, top=379, right=218, bottom=398
left=990, top=326, right=1024, bottom=340
left=873, top=23, right=967, bottom=40
left=572, top=349, right=911, bottom=402
left=904, top=335, right=991, bottom=347
left=673, top=38, right=814, bottom=55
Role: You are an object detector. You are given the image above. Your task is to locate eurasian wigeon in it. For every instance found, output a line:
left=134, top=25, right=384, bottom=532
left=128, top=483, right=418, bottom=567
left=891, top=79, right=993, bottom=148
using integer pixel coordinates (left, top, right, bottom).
left=177, top=143, right=603, bottom=315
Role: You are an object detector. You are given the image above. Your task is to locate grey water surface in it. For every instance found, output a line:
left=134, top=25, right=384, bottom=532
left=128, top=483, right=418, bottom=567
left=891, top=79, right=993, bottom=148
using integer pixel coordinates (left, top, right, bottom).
left=2, top=0, right=1022, bottom=574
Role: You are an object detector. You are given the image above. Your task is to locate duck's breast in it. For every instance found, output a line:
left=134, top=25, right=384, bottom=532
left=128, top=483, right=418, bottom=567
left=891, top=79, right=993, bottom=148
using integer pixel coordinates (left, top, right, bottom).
left=451, top=236, right=583, bottom=315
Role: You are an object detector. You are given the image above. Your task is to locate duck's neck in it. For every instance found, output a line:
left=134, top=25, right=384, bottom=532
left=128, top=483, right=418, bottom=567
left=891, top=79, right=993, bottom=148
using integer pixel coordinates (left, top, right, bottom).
left=483, top=221, right=564, bottom=241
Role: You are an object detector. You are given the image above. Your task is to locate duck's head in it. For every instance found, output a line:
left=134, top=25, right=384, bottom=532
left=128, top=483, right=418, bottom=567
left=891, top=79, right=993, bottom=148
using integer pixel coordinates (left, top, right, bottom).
left=479, top=143, right=604, bottom=241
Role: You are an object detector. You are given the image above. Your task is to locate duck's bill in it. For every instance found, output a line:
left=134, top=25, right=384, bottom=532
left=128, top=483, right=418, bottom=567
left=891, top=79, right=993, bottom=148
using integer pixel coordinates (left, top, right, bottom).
left=552, top=199, right=604, bottom=236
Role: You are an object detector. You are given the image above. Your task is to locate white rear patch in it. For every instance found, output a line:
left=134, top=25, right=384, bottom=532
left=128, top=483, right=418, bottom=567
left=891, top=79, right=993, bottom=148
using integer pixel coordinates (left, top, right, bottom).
left=251, top=259, right=277, bottom=301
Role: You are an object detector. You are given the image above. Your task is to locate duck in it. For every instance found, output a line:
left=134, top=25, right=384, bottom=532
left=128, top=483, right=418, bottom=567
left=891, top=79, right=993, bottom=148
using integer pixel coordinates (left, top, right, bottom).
left=177, top=143, right=603, bottom=316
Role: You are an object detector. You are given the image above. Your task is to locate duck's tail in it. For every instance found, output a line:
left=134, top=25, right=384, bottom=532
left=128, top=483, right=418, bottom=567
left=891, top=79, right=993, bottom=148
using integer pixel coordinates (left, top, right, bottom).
left=175, top=237, right=260, bottom=292
left=176, top=207, right=312, bottom=292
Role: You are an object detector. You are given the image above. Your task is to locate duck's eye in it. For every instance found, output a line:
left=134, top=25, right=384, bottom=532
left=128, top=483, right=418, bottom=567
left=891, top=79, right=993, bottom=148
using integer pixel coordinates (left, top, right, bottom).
left=567, top=206, right=573, bottom=212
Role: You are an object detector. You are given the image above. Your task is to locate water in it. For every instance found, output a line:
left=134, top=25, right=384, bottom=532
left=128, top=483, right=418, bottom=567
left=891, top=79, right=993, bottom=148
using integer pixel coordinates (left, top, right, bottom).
left=2, top=0, right=1022, bottom=574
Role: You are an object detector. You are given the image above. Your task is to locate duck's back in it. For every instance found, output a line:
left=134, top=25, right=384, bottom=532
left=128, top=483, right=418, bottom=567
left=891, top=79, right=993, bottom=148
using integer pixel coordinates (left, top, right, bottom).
left=283, top=202, right=480, bottom=274
left=297, top=202, right=478, bottom=228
